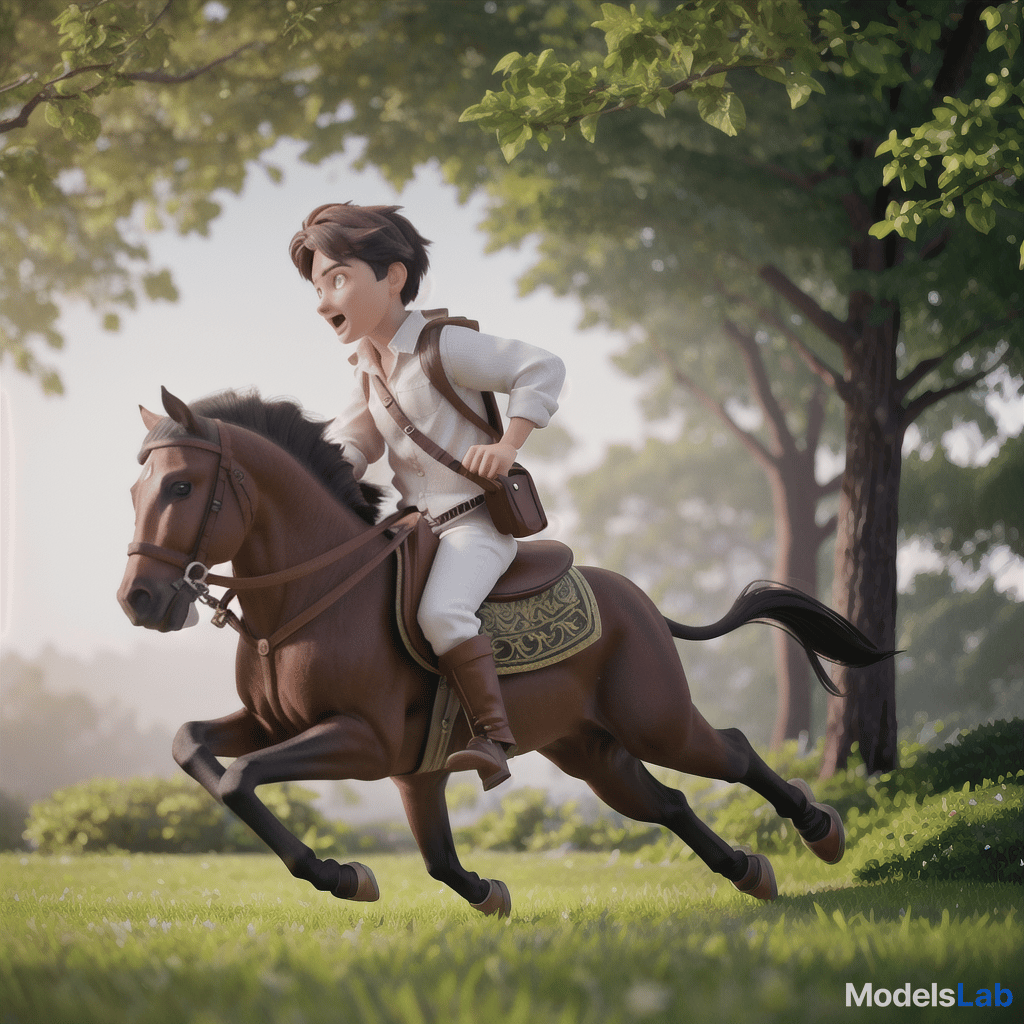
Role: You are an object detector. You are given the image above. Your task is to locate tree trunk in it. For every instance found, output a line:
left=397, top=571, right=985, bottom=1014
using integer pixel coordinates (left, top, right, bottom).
left=768, top=455, right=824, bottom=748
left=821, top=304, right=903, bottom=776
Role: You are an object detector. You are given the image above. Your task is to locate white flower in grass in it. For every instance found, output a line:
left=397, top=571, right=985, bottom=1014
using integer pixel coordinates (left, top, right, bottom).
left=625, top=981, right=671, bottom=1017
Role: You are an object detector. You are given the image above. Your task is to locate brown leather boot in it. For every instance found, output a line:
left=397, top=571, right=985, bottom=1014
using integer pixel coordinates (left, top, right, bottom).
left=440, top=635, right=514, bottom=791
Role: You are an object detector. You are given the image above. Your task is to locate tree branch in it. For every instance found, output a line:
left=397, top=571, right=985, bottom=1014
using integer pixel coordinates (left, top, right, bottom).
left=722, top=319, right=795, bottom=459
left=0, top=23, right=259, bottom=135
left=758, top=264, right=852, bottom=348
left=125, top=42, right=260, bottom=84
left=0, top=73, right=35, bottom=95
left=753, top=300, right=851, bottom=401
left=653, top=344, right=775, bottom=470
left=0, top=63, right=116, bottom=133
left=564, top=59, right=783, bottom=129
left=897, top=310, right=1023, bottom=402
left=903, top=356, right=1008, bottom=425
left=715, top=285, right=846, bottom=392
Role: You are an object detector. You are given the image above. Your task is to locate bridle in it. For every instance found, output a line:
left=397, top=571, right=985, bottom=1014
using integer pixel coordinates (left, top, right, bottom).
left=127, top=420, right=255, bottom=601
left=126, top=419, right=417, bottom=656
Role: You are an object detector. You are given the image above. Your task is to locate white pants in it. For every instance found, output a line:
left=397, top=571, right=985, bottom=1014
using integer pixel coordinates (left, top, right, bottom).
left=417, top=506, right=517, bottom=657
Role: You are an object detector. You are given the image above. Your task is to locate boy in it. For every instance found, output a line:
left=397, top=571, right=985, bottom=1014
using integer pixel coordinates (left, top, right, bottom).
left=289, top=202, right=565, bottom=789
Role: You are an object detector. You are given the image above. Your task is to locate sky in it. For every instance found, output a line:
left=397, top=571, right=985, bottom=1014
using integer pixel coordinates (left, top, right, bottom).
left=0, top=144, right=649, bottom=715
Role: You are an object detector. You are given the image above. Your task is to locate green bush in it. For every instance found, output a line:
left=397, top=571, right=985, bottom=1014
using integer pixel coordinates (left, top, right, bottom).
left=873, top=718, right=1024, bottom=799
left=456, top=787, right=660, bottom=853
left=854, top=776, right=1024, bottom=884
left=24, top=776, right=352, bottom=855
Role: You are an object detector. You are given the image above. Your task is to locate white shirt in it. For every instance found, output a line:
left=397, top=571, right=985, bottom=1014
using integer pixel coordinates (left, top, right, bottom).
left=327, top=309, right=565, bottom=519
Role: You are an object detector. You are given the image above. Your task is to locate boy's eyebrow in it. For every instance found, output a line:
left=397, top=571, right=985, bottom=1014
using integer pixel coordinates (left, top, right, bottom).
left=314, top=259, right=351, bottom=282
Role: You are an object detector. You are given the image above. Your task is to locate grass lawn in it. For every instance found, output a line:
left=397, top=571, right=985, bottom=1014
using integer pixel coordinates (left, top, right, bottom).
left=2, top=849, right=1021, bottom=1023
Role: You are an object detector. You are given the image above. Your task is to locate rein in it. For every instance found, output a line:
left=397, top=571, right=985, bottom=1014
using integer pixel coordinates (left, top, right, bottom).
left=127, top=421, right=417, bottom=660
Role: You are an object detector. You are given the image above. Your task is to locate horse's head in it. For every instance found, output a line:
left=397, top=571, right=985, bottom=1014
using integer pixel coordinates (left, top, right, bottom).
left=117, top=387, right=254, bottom=631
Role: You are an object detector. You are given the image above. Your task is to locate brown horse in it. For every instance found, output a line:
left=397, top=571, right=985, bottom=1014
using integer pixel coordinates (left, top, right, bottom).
left=118, top=387, right=888, bottom=916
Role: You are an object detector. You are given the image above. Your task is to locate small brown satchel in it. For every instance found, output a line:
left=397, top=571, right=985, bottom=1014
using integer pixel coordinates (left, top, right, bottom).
left=370, top=311, right=548, bottom=538
left=482, top=462, right=548, bottom=537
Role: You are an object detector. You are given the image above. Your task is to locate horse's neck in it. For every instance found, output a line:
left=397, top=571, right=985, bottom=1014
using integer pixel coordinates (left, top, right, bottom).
left=230, top=432, right=380, bottom=593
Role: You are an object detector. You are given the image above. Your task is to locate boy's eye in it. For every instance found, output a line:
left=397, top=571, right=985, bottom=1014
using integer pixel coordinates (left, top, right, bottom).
left=333, top=273, right=345, bottom=289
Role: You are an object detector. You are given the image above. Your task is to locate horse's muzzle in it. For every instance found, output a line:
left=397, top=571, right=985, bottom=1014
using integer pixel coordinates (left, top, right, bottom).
left=117, top=574, right=196, bottom=632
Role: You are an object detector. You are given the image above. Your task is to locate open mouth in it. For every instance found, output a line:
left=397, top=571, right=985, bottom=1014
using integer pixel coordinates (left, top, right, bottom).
left=331, top=313, right=346, bottom=330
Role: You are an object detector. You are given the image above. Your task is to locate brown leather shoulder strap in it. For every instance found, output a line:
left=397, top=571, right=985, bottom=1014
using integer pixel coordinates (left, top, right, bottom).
left=369, top=373, right=498, bottom=494
left=417, top=316, right=503, bottom=442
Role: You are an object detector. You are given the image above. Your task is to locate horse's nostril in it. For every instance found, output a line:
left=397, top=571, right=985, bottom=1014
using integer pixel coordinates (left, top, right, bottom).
left=128, top=587, right=151, bottom=613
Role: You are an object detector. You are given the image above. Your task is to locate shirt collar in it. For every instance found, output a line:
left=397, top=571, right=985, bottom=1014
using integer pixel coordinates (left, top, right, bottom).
left=347, top=309, right=427, bottom=368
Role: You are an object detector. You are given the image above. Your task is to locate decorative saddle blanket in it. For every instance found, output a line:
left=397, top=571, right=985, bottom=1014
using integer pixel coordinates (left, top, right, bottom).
left=395, top=535, right=601, bottom=676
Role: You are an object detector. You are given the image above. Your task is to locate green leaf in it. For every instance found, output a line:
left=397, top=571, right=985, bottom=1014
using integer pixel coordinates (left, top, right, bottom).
left=852, top=40, right=888, bottom=75
left=498, top=122, right=532, bottom=162
left=965, top=202, right=997, bottom=234
left=63, top=110, right=101, bottom=144
left=143, top=270, right=179, bottom=302
left=697, top=90, right=743, bottom=137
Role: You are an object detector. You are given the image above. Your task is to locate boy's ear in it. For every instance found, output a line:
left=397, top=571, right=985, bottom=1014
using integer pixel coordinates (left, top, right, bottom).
left=387, top=261, right=408, bottom=296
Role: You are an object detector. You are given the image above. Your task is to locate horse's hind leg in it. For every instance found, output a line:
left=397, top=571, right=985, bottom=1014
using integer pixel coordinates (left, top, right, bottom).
left=392, top=772, right=511, bottom=916
left=542, top=733, right=777, bottom=901
left=601, top=628, right=842, bottom=864
left=631, top=707, right=843, bottom=864
left=711, top=724, right=844, bottom=862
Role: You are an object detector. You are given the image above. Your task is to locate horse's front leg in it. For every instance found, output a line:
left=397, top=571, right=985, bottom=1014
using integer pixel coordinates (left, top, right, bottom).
left=172, top=708, right=270, bottom=798
left=214, top=715, right=385, bottom=903
left=392, top=772, right=511, bottom=917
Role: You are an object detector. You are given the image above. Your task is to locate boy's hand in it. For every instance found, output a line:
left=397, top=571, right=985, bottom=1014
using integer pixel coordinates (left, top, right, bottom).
left=463, top=441, right=518, bottom=481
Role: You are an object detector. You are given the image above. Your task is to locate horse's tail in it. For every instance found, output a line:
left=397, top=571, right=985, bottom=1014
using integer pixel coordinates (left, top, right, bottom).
left=663, top=581, right=894, bottom=697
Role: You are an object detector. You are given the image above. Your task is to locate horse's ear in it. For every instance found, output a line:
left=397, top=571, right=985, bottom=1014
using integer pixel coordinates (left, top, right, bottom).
left=139, top=406, right=161, bottom=430
left=160, top=387, right=201, bottom=435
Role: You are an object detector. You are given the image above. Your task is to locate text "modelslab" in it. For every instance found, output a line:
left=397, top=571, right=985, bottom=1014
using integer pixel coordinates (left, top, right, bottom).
left=846, top=983, right=1013, bottom=1008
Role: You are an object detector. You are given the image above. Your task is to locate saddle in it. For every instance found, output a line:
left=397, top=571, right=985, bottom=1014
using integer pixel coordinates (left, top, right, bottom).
left=394, top=512, right=574, bottom=672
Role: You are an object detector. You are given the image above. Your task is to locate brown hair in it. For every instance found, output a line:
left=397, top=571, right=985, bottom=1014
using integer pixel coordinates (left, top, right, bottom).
left=289, top=202, right=431, bottom=306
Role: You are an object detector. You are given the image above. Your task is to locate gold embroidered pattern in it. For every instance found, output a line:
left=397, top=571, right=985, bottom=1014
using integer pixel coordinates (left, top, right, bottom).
left=479, top=567, right=602, bottom=674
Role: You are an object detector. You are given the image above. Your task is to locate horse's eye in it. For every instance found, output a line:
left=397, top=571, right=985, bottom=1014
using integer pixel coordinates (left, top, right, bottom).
left=170, top=481, right=192, bottom=498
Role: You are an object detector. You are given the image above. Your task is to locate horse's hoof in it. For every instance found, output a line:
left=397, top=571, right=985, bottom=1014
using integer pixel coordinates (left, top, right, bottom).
left=470, top=878, right=511, bottom=918
left=346, top=862, right=380, bottom=902
left=789, top=778, right=846, bottom=864
left=734, top=853, right=777, bottom=901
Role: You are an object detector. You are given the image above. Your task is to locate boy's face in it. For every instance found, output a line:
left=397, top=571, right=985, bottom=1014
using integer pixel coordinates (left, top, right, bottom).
left=311, top=249, right=400, bottom=346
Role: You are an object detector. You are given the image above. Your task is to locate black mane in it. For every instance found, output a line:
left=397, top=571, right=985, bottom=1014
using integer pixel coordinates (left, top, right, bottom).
left=149, top=388, right=385, bottom=525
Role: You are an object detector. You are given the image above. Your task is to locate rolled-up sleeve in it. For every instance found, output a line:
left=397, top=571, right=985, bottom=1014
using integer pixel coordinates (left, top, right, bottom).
left=440, top=325, right=565, bottom=428
left=324, top=377, right=385, bottom=479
